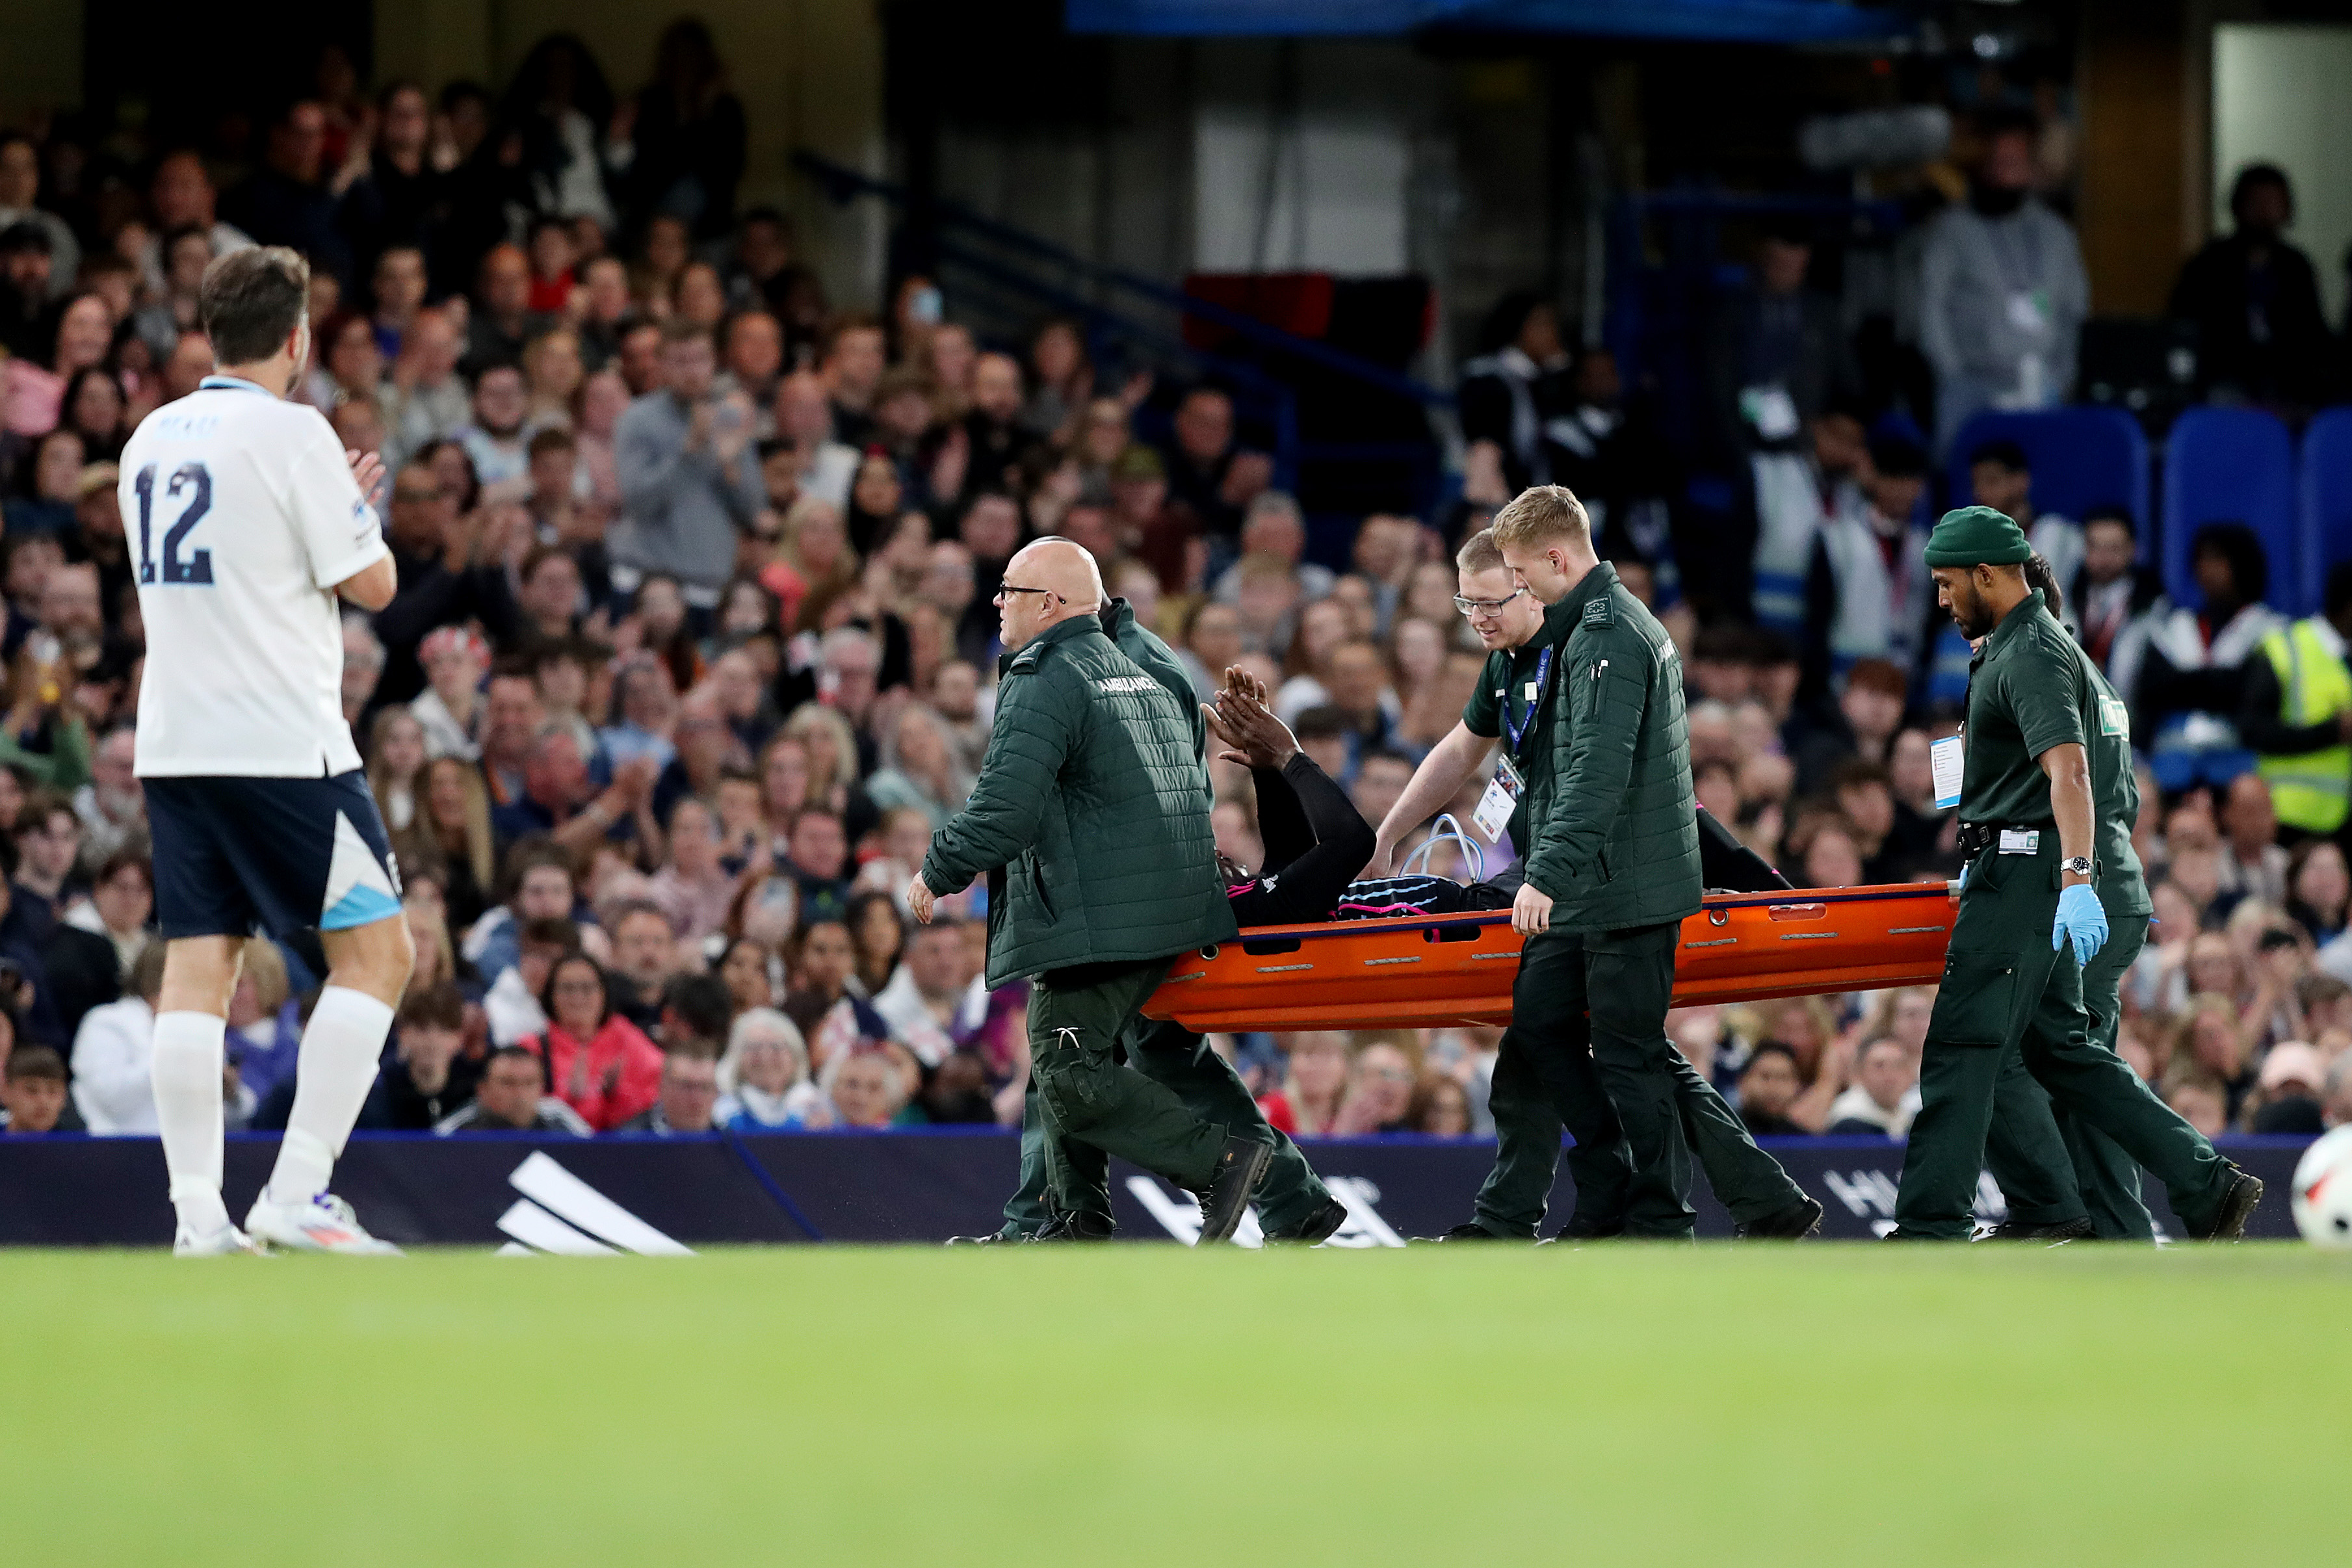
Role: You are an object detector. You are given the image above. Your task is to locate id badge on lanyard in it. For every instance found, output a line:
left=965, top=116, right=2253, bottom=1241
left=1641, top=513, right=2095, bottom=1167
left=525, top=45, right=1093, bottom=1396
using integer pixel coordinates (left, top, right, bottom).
left=1474, top=754, right=1523, bottom=843
left=1474, top=647, right=1554, bottom=842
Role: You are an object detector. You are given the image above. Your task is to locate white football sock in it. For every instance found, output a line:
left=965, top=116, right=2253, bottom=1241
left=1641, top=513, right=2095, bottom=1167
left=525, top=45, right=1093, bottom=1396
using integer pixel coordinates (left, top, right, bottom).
left=151, top=1010, right=231, bottom=1235
left=262, top=986, right=395, bottom=1210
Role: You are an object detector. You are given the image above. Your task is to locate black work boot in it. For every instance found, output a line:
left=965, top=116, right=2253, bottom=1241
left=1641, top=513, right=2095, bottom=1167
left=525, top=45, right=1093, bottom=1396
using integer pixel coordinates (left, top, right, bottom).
left=2184, top=1166, right=2265, bottom=1241
left=1027, top=1209, right=1116, bottom=1243
left=1414, top=1222, right=1525, bottom=1243
left=1262, top=1196, right=1348, bottom=1246
left=1737, top=1196, right=1825, bottom=1240
left=1976, top=1216, right=2094, bottom=1244
left=1196, top=1136, right=1272, bottom=1244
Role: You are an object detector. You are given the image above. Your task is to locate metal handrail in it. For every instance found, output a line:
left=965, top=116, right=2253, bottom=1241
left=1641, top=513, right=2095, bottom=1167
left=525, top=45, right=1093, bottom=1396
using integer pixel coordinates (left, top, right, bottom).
left=793, top=148, right=1456, bottom=410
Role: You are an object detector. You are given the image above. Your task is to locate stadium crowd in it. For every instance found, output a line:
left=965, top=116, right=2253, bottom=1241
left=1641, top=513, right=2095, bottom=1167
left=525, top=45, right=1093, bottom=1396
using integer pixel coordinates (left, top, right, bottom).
left=1, top=26, right=2351, bottom=1166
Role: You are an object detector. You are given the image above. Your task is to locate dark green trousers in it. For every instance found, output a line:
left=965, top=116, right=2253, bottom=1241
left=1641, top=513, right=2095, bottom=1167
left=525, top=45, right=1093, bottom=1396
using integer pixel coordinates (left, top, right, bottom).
left=999, top=1017, right=1334, bottom=1238
left=1028, top=958, right=1232, bottom=1211
left=1985, top=908, right=2159, bottom=1240
left=1476, top=924, right=1805, bottom=1237
left=1474, top=924, right=1635, bottom=1238
left=1896, top=847, right=2232, bottom=1239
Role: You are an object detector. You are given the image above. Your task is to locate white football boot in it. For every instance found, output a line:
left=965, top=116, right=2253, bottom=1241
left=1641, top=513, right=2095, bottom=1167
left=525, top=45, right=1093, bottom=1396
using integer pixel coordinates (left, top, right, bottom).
left=173, top=1222, right=267, bottom=1257
left=244, top=1192, right=403, bottom=1255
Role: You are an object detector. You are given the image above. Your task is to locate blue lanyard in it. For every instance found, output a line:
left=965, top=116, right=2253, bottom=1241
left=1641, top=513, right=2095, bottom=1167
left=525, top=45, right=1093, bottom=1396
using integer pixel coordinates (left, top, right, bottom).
left=1501, top=646, right=1554, bottom=757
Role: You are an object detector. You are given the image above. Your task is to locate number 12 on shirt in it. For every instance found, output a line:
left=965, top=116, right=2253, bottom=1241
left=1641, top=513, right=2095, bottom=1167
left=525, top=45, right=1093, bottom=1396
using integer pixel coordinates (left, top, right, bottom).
left=132, top=461, right=216, bottom=586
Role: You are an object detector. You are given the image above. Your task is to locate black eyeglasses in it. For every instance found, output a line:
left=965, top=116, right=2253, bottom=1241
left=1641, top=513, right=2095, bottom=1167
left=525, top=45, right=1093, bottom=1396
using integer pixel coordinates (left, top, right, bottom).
left=1454, top=586, right=1528, bottom=618
left=993, top=583, right=1062, bottom=607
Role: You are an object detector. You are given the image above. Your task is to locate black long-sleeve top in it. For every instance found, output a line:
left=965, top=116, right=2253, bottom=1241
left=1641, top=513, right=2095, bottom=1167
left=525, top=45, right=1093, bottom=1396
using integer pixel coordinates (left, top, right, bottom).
left=1229, top=755, right=1378, bottom=926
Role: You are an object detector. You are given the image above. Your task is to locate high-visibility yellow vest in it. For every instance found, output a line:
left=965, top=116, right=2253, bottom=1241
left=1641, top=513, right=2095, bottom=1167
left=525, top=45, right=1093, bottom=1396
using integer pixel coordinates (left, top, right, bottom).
left=2254, top=618, right=2352, bottom=833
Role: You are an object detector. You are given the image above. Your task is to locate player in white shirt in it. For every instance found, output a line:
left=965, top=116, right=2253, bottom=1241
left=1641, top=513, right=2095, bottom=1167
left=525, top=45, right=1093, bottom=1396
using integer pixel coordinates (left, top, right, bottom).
left=122, top=247, right=415, bottom=1256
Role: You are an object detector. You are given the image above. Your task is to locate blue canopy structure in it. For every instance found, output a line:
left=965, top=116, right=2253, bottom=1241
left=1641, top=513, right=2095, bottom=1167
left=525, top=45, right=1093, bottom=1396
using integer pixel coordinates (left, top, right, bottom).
left=1064, top=0, right=1909, bottom=45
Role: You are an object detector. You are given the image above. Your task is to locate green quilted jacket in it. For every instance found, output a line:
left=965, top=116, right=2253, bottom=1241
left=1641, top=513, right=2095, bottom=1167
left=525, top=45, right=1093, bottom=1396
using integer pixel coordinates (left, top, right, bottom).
left=921, top=613, right=1237, bottom=986
left=1524, top=562, right=1703, bottom=934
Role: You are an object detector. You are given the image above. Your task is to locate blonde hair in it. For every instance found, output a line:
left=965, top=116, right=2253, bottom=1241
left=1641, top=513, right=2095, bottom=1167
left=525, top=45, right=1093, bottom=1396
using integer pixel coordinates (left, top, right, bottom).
left=783, top=703, right=861, bottom=809
left=1489, top=484, right=1591, bottom=551
left=1454, top=527, right=1508, bottom=576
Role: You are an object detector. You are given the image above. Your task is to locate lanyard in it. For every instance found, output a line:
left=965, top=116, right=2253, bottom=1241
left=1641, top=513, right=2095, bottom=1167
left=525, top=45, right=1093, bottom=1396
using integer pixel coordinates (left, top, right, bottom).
left=1501, top=646, right=1555, bottom=757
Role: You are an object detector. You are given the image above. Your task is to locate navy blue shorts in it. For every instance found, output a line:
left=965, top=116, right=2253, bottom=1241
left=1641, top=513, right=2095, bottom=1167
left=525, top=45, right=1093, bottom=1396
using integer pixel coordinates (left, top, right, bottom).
left=144, top=771, right=404, bottom=941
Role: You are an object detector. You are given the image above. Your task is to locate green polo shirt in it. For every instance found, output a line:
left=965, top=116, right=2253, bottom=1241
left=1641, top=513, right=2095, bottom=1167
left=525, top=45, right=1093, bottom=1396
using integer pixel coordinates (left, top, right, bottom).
left=1961, top=594, right=2088, bottom=828
left=1462, top=599, right=1579, bottom=850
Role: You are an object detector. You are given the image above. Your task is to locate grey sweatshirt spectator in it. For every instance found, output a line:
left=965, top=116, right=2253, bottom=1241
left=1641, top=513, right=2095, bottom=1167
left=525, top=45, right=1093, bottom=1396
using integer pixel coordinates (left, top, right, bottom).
left=1917, top=112, right=2087, bottom=452
left=611, top=320, right=764, bottom=605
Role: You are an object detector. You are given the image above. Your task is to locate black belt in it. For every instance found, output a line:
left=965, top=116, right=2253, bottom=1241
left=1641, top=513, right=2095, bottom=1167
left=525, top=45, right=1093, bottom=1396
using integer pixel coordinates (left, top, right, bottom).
left=1954, top=821, right=2054, bottom=859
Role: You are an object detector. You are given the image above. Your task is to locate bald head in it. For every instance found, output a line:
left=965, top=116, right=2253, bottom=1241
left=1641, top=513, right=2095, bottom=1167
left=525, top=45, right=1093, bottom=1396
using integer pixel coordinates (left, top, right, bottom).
left=999, top=538, right=1105, bottom=651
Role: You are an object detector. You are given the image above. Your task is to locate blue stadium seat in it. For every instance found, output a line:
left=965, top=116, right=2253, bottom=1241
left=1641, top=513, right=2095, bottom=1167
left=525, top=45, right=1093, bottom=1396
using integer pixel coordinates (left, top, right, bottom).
left=2163, top=406, right=2300, bottom=614
left=1944, top=407, right=2150, bottom=548
left=2299, top=406, right=2352, bottom=604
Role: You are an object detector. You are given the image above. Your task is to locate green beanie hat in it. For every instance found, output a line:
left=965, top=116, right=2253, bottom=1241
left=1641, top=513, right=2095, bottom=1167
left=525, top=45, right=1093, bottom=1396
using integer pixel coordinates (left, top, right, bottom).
left=1922, top=504, right=2033, bottom=568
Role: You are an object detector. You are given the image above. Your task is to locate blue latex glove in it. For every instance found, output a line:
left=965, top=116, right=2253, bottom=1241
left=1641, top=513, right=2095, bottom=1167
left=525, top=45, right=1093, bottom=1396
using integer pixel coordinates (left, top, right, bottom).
left=2054, top=883, right=2108, bottom=962
left=1956, top=861, right=1968, bottom=891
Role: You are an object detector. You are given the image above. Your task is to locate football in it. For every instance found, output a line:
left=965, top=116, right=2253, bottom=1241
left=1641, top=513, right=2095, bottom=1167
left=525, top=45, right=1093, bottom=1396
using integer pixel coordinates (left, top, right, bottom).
left=2291, top=1125, right=2352, bottom=1248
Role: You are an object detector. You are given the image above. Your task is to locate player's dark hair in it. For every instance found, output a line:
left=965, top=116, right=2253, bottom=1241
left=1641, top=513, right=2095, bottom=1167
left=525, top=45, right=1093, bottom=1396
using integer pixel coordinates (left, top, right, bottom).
left=2024, top=552, right=2065, bottom=619
left=396, top=981, right=466, bottom=1033
left=198, top=245, right=310, bottom=365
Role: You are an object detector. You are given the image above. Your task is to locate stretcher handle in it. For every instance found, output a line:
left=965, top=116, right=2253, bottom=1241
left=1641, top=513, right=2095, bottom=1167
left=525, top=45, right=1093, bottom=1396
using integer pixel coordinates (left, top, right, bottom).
left=1400, top=813, right=1483, bottom=884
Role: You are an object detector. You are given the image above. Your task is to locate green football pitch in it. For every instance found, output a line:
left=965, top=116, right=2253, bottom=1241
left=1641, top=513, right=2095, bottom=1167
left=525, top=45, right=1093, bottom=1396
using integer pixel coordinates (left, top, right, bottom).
left=3, top=1244, right=2343, bottom=1567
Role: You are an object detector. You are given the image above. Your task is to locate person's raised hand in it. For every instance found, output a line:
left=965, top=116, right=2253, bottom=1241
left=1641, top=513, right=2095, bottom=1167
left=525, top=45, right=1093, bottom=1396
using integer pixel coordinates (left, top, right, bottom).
left=1211, top=683, right=1299, bottom=770
left=347, top=449, right=387, bottom=508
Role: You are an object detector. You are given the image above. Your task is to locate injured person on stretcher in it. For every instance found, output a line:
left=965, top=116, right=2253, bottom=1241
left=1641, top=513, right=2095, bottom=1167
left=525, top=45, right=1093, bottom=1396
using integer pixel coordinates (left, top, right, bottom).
left=1207, top=673, right=1794, bottom=934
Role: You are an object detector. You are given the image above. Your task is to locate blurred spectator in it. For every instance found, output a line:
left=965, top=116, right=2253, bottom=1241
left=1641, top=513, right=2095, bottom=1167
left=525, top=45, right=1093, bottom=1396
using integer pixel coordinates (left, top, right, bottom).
left=825, top=1045, right=912, bottom=1129
left=612, top=321, right=763, bottom=616
left=1404, top=1071, right=1474, bottom=1136
left=1824, top=1035, right=1920, bottom=1137
left=716, top=1006, right=825, bottom=1130
left=1967, top=440, right=2080, bottom=602
left=527, top=949, right=662, bottom=1131
left=1803, top=435, right=1931, bottom=693
left=1161, top=385, right=1272, bottom=555
left=360, top=982, right=479, bottom=1130
left=68, top=943, right=166, bottom=1133
left=2071, top=510, right=2163, bottom=673
left=1705, top=221, right=1858, bottom=462
left=2239, top=564, right=2352, bottom=843
left=619, top=1046, right=721, bottom=1134
left=2217, top=774, right=2289, bottom=908
left=1918, top=109, right=2087, bottom=451
left=2245, top=1040, right=2329, bottom=1134
left=0, top=132, right=79, bottom=296
left=622, top=20, right=747, bottom=243
left=1735, top=1042, right=1809, bottom=1136
left=2115, top=523, right=2283, bottom=794
left=0, top=1045, right=76, bottom=1134
left=223, top=100, right=351, bottom=284
left=1259, top=1031, right=1350, bottom=1136
left=434, top=1044, right=593, bottom=1135
left=2169, top=164, right=2331, bottom=407
left=1458, top=291, right=1569, bottom=494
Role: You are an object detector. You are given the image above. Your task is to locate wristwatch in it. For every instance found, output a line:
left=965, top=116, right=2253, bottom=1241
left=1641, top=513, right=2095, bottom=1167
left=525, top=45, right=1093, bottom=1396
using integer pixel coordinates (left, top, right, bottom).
left=2060, top=856, right=2094, bottom=878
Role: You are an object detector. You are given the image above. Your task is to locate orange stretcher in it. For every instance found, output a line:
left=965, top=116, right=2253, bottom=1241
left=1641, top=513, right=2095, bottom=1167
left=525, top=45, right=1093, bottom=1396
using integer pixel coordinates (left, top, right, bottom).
left=1140, top=882, right=1958, bottom=1034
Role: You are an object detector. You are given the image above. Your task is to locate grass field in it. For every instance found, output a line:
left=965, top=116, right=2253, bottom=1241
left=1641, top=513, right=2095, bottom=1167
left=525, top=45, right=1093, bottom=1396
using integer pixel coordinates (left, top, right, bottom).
left=3, top=1244, right=2344, bottom=1567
